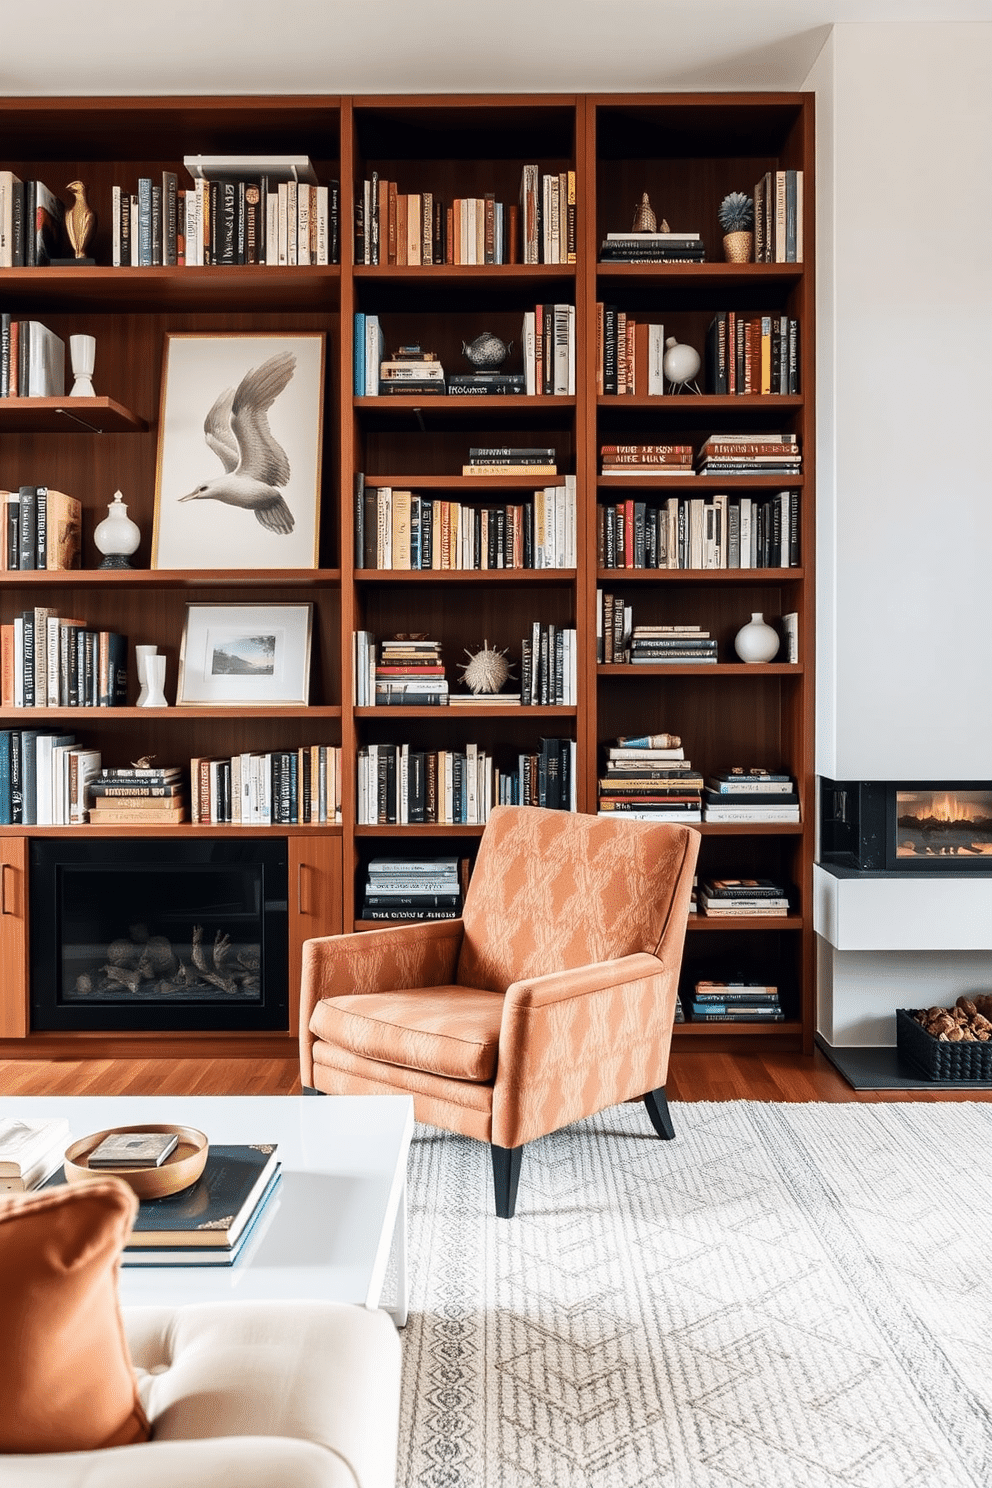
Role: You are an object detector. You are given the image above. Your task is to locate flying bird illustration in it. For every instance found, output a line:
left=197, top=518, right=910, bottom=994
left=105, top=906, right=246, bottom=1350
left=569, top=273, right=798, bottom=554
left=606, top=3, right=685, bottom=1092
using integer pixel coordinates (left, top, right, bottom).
left=179, top=352, right=297, bottom=534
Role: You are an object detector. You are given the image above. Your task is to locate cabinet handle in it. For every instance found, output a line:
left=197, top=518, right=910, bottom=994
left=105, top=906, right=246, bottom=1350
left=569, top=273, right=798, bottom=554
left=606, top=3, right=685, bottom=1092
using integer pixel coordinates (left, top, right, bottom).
left=298, top=862, right=309, bottom=916
left=0, top=863, right=12, bottom=916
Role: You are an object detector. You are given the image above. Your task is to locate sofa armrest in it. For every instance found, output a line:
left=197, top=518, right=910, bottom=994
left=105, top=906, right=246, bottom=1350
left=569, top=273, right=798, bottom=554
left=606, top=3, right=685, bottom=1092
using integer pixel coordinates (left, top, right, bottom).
left=0, top=1436, right=357, bottom=1488
left=493, top=952, right=678, bottom=1148
left=300, top=920, right=464, bottom=1084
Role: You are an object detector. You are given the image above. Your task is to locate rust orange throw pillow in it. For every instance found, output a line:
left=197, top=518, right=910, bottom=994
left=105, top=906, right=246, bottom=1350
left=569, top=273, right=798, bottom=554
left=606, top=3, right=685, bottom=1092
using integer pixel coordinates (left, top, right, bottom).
left=0, top=1177, right=151, bottom=1453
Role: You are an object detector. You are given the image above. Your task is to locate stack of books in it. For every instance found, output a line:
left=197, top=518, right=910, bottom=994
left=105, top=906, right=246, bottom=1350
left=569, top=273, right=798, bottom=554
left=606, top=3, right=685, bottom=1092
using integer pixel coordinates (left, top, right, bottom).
left=629, top=624, right=718, bottom=666
left=449, top=371, right=525, bottom=396
left=379, top=348, right=446, bottom=397
left=600, top=443, right=694, bottom=477
left=90, top=764, right=188, bottom=826
left=598, top=231, right=704, bottom=263
left=0, top=1117, right=70, bottom=1193
left=2, top=487, right=82, bottom=572
left=361, top=856, right=465, bottom=921
left=45, top=1142, right=282, bottom=1267
left=685, top=982, right=785, bottom=1023
left=753, top=169, right=804, bottom=263
left=374, top=636, right=448, bottom=708
left=598, top=732, right=703, bottom=823
left=462, top=447, right=557, bottom=477
left=705, top=313, right=799, bottom=396
left=702, top=769, right=800, bottom=823
left=698, top=877, right=791, bottom=918
left=695, top=434, right=802, bottom=477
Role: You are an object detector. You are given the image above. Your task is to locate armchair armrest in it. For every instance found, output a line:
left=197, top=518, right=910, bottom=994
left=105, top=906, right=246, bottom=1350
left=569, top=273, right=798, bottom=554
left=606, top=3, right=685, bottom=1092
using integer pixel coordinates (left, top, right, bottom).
left=300, top=921, right=464, bottom=1084
left=493, top=951, right=678, bottom=1148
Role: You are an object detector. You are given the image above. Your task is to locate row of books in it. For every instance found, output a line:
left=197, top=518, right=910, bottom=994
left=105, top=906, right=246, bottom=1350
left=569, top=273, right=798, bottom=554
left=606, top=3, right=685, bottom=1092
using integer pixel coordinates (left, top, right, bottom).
left=359, top=856, right=468, bottom=922
left=597, top=312, right=667, bottom=396
left=0, top=614, right=127, bottom=709
left=597, top=492, right=801, bottom=570
left=682, top=982, right=785, bottom=1022
left=753, top=169, right=804, bottom=264
left=0, top=174, right=64, bottom=266
left=356, top=738, right=577, bottom=824
left=0, top=318, right=65, bottom=398
left=520, top=623, right=577, bottom=706
left=705, top=313, right=800, bottom=396
left=354, top=478, right=576, bottom=571
left=597, top=733, right=702, bottom=822
left=2, top=486, right=82, bottom=571
left=0, top=731, right=101, bottom=825
left=190, top=747, right=343, bottom=825
left=355, top=177, right=532, bottom=266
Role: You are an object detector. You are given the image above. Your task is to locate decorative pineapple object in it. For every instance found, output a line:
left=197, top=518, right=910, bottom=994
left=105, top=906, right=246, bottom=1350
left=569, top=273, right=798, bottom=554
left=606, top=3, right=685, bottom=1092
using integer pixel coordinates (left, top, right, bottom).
left=718, top=191, right=754, bottom=263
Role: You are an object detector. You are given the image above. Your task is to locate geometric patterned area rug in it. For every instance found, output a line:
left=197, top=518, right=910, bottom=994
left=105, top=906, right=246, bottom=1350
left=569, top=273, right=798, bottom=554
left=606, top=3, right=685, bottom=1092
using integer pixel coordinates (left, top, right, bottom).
left=397, top=1101, right=992, bottom=1487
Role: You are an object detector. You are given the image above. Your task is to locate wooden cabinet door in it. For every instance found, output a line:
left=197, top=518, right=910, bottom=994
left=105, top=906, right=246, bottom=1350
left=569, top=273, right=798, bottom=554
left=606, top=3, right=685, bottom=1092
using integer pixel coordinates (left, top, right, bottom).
left=288, top=835, right=342, bottom=1040
left=0, top=837, right=29, bottom=1039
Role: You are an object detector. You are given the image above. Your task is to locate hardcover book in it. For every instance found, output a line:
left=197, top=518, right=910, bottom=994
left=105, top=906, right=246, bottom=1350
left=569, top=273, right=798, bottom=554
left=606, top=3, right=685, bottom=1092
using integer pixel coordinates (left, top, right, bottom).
left=44, top=1143, right=279, bottom=1248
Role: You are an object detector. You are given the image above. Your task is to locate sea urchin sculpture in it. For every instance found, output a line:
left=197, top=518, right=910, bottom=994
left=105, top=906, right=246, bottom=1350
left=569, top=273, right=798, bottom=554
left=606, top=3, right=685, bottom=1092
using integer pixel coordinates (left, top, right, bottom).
left=458, top=640, right=514, bottom=695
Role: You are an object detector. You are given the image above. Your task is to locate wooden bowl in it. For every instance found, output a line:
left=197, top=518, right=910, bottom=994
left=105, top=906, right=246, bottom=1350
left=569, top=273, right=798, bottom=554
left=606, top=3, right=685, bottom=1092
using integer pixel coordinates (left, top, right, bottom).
left=64, top=1124, right=209, bottom=1200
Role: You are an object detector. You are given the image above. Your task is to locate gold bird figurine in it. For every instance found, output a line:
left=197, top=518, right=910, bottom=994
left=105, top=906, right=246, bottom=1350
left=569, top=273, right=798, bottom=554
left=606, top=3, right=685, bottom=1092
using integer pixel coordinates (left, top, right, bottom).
left=65, top=180, right=96, bottom=260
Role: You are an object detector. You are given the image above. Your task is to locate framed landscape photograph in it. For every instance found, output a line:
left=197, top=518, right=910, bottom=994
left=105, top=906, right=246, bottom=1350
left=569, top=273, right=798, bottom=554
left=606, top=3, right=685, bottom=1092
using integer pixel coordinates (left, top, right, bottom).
left=177, top=603, right=313, bottom=706
left=152, top=332, right=325, bottom=570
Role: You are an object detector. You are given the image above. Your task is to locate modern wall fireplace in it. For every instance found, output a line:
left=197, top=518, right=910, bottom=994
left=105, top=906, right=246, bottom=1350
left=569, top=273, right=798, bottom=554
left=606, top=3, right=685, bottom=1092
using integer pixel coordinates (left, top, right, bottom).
left=30, top=839, right=289, bottom=1032
left=820, top=780, right=992, bottom=873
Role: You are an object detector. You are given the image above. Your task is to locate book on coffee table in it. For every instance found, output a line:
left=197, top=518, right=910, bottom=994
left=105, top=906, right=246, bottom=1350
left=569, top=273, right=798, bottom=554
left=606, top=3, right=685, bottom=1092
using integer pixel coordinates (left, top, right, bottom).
left=44, top=1144, right=279, bottom=1251
left=122, top=1167, right=283, bottom=1266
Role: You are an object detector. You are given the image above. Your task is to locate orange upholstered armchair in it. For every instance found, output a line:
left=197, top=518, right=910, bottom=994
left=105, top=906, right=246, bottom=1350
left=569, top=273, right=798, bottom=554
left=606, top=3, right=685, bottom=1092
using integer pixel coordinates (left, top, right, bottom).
left=300, top=806, right=699, bottom=1217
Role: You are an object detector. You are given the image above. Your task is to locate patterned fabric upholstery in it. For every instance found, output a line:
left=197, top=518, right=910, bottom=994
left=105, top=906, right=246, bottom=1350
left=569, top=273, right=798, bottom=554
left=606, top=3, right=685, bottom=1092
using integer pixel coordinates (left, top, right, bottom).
left=310, top=988, right=504, bottom=1081
left=458, top=806, right=695, bottom=992
left=301, top=807, right=699, bottom=1151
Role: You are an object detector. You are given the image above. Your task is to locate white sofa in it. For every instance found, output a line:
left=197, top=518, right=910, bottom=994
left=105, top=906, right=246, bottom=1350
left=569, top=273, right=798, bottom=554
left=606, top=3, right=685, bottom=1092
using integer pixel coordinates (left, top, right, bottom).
left=1, top=1299, right=402, bottom=1488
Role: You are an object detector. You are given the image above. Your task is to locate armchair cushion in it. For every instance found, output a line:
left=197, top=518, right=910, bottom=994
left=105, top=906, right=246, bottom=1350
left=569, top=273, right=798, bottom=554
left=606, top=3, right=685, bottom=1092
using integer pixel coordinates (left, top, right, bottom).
left=0, top=1179, right=150, bottom=1455
left=458, top=806, right=697, bottom=993
left=311, top=987, right=504, bottom=1082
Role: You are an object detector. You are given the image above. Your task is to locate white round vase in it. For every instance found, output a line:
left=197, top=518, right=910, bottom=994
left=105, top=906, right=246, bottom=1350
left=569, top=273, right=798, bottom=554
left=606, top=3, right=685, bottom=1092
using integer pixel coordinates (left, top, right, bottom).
left=93, top=491, right=141, bottom=569
left=734, top=612, right=780, bottom=664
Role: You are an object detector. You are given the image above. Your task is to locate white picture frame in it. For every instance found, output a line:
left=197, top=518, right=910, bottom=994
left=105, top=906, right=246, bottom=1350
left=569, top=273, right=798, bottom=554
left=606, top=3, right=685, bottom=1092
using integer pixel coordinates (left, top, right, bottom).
left=177, top=603, right=313, bottom=706
left=152, top=332, right=324, bottom=570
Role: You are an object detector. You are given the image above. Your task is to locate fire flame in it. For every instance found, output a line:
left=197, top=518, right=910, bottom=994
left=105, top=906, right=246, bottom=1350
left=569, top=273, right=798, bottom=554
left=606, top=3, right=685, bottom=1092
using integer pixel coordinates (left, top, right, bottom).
left=906, top=792, right=980, bottom=823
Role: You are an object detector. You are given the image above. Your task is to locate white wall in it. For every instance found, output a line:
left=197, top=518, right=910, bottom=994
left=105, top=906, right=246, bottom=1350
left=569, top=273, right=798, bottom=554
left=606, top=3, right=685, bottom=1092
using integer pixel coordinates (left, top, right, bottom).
left=812, top=23, right=992, bottom=781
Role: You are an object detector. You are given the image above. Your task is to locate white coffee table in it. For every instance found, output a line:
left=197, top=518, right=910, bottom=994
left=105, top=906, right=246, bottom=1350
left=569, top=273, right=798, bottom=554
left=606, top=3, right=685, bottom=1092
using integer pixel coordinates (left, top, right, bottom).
left=0, top=1094, right=414, bottom=1325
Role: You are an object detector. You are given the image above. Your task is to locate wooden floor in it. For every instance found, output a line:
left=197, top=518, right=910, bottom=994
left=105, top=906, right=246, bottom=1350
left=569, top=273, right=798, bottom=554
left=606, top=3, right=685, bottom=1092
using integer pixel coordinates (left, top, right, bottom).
left=2, top=1048, right=990, bottom=1101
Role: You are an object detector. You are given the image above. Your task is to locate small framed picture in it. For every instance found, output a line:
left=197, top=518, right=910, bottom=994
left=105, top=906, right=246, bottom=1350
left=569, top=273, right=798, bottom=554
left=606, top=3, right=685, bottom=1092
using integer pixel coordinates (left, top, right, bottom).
left=152, top=332, right=325, bottom=570
left=177, top=603, right=313, bottom=707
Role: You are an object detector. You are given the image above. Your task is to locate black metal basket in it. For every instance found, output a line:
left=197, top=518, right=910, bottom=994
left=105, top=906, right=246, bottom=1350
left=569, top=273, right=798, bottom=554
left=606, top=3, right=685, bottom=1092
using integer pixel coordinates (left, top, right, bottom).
left=896, top=1008, right=992, bottom=1082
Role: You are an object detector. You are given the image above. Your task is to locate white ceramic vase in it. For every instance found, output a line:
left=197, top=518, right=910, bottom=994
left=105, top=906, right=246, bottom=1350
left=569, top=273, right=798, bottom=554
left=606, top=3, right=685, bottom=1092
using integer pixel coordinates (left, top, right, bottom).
left=135, top=644, right=159, bottom=707
left=69, top=334, right=96, bottom=398
left=93, top=491, right=141, bottom=570
left=140, top=654, right=168, bottom=708
left=734, top=612, right=780, bottom=664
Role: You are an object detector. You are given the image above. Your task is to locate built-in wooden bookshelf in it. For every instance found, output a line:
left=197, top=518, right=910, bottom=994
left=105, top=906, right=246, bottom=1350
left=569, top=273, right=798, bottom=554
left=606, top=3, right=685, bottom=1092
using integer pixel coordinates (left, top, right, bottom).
left=0, top=91, right=814, bottom=1058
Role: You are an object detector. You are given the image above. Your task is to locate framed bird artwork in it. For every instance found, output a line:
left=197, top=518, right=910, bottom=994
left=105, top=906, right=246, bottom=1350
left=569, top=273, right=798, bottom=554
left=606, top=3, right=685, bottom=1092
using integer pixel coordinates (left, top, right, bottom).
left=152, top=332, right=325, bottom=570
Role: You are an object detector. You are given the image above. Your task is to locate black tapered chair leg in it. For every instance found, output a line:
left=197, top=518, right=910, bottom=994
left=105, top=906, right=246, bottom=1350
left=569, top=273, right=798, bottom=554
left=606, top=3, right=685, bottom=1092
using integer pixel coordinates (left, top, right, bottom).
left=490, top=1144, right=523, bottom=1219
left=643, top=1086, right=676, bottom=1140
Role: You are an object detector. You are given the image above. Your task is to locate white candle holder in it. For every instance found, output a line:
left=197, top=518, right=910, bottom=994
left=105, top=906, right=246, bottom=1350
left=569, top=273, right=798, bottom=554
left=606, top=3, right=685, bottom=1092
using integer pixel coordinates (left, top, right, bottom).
left=69, top=334, right=96, bottom=398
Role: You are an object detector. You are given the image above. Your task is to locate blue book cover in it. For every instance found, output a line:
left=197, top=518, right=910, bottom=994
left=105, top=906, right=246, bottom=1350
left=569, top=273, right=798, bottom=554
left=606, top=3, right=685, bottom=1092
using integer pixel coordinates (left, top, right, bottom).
left=0, top=731, right=11, bottom=825
left=19, top=730, right=39, bottom=826
left=354, top=311, right=366, bottom=396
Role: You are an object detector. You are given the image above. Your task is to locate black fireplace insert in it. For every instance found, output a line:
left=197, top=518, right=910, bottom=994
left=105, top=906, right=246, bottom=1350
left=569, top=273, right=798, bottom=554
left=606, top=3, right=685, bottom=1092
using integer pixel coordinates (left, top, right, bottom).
left=30, top=838, right=289, bottom=1031
left=820, top=779, right=992, bottom=873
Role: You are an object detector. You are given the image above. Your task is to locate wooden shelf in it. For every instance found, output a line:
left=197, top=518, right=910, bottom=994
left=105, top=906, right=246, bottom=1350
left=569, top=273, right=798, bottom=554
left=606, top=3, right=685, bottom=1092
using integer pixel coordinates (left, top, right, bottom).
left=597, top=476, right=804, bottom=490
left=365, top=474, right=572, bottom=489
left=687, top=914, right=803, bottom=930
left=0, top=568, right=341, bottom=587
left=0, top=706, right=342, bottom=722
left=356, top=705, right=574, bottom=718
left=356, top=568, right=575, bottom=584
left=0, top=823, right=343, bottom=838
left=0, top=397, right=146, bottom=434
left=598, top=663, right=803, bottom=676
left=0, top=266, right=341, bottom=314
left=673, top=1020, right=803, bottom=1039
left=596, top=567, right=804, bottom=583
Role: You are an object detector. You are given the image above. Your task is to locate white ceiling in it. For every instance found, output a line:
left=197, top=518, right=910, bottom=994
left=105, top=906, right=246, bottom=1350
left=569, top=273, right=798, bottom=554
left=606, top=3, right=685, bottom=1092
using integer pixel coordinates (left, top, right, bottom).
left=3, top=0, right=990, bottom=97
